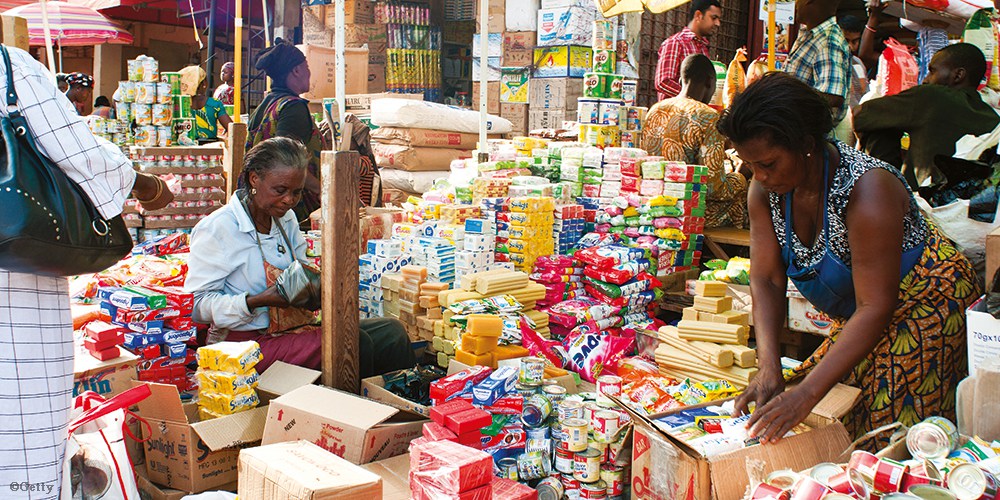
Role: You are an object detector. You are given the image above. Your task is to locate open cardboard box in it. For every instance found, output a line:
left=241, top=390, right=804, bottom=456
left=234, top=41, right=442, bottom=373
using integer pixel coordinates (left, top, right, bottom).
left=261, top=383, right=426, bottom=465
left=628, top=383, right=861, bottom=500
left=133, top=362, right=318, bottom=493
left=361, top=453, right=411, bottom=500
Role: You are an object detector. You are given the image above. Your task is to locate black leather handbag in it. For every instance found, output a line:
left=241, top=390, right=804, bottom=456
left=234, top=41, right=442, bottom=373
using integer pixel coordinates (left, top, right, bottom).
left=0, top=45, right=132, bottom=276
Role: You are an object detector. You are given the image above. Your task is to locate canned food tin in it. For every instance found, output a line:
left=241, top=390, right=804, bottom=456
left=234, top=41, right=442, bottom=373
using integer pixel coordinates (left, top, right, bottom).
left=155, top=82, right=172, bottom=104
left=596, top=375, right=623, bottom=399
left=621, top=130, right=640, bottom=148
left=608, top=75, right=624, bottom=99
left=792, top=477, right=832, bottom=500
left=624, top=106, right=647, bottom=130
left=581, top=479, right=608, bottom=499
left=574, top=447, right=601, bottom=483
left=850, top=450, right=882, bottom=479
left=127, top=59, right=141, bottom=82
left=822, top=495, right=856, bottom=499
left=584, top=402, right=602, bottom=427
left=588, top=439, right=609, bottom=463
left=592, top=49, right=615, bottom=73
left=908, top=484, right=958, bottom=500
left=89, top=117, right=106, bottom=134
left=562, top=473, right=581, bottom=500
left=904, top=471, right=945, bottom=490
left=161, top=72, right=182, bottom=95
left=516, top=382, right=538, bottom=399
left=136, top=82, right=156, bottom=104
left=593, top=410, right=620, bottom=443
left=601, top=464, right=625, bottom=496
left=519, top=356, right=546, bottom=386
left=592, top=19, right=615, bottom=50
left=555, top=447, right=575, bottom=473
left=768, top=470, right=802, bottom=490
left=134, top=104, right=152, bottom=126
left=882, top=495, right=922, bottom=500
left=523, top=394, right=553, bottom=427
left=115, top=101, right=132, bottom=122
left=559, top=400, right=585, bottom=422
left=543, top=385, right=567, bottom=406
left=498, top=457, right=518, bottom=481
left=118, top=80, right=136, bottom=102
left=752, top=483, right=792, bottom=499
left=174, top=95, right=192, bottom=118
left=874, top=458, right=910, bottom=494
left=142, top=57, right=159, bottom=82
left=562, top=418, right=589, bottom=452
left=812, top=463, right=846, bottom=486
left=173, top=118, right=194, bottom=141
left=827, top=470, right=869, bottom=498
left=947, top=463, right=999, bottom=500
left=538, top=476, right=565, bottom=500
left=152, top=104, right=173, bottom=126
left=583, top=72, right=611, bottom=98
left=135, top=125, right=156, bottom=146
left=517, top=451, right=547, bottom=481
left=527, top=425, right=551, bottom=441
left=621, top=80, right=638, bottom=106
left=578, top=98, right=600, bottom=124
left=908, top=417, right=960, bottom=460
left=156, top=126, right=172, bottom=147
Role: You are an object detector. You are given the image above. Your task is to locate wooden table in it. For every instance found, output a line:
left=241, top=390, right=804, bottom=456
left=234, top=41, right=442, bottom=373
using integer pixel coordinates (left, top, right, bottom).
left=703, top=226, right=751, bottom=260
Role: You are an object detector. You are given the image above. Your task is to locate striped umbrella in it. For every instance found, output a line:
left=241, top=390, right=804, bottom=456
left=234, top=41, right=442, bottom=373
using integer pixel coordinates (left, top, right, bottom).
left=3, top=1, right=133, bottom=46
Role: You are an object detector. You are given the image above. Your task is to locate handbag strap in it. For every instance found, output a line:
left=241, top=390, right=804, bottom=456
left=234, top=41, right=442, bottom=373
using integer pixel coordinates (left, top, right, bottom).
left=0, top=45, right=14, bottom=108
left=68, top=384, right=151, bottom=435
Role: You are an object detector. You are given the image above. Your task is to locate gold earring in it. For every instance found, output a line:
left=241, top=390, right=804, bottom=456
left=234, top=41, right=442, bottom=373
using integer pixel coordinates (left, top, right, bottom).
left=251, top=188, right=257, bottom=195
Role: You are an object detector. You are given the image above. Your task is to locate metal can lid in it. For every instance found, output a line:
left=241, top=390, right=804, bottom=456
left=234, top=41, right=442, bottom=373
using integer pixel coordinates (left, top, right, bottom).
left=576, top=447, right=601, bottom=459
left=766, top=470, right=802, bottom=490
left=811, top=463, right=846, bottom=485
left=581, top=479, right=608, bottom=491
left=563, top=418, right=588, bottom=428
left=947, top=463, right=991, bottom=499
left=907, top=484, right=957, bottom=500
left=908, top=422, right=953, bottom=460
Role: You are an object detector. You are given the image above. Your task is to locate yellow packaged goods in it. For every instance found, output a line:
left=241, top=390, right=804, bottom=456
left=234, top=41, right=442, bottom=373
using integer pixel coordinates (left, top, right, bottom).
left=474, top=271, right=530, bottom=295
left=461, top=333, right=499, bottom=355
left=467, top=314, right=503, bottom=337
left=198, top=406, right=227, bottom=421
left=199, top=389, right=260, bottom=415
left=727, top=344, right=757, bottom=368
left=693, top=295, right=733, bottom=314
left=694, top=280, right=728, bottom=298
left=455, top=348, right=493, bottom=367
left=196, top=341, right=262, bottom=374
left=676, top=320, right=749, bottom=345
left=682, top=307, right=700, bottom=321
left=196, top=369, right=260, bottom=394
left=493, top=344, right=530, bottom=361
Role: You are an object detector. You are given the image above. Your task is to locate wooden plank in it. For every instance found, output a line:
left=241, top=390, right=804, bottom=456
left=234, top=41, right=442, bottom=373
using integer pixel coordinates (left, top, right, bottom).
left=321, top=150, right=360, bottom=392
left=224, top=122, right=248, bottom=200
left=703, top=236, right=731, bottom=261
left=703, top=227, right=751, bottom=247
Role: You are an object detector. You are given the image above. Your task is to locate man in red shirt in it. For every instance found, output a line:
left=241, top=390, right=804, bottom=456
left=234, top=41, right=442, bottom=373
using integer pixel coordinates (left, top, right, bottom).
left=655, top=0, right=722, bottom=101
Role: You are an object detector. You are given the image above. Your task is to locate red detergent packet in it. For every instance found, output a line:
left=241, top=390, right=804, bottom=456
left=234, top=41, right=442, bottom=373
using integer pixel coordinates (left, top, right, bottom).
left=520, top=320, right=568, bottom=369
left=548, top=298, right=622, bottom=328
left=410, top=439, right=493, bottom=495
left=563, top=324, right=636, bottom=383
left=444, top=408, right=491, bottom=435
left=430, top=365, right=492, bottom=402
left=574, top=245, right=646, bottom=268
left=583, top=259, right=650, bottom=285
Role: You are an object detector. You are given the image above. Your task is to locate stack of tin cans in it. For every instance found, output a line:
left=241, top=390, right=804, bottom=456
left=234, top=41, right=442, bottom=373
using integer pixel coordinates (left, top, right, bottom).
left=108, top=56, right=194, bottom=148
left=576, top=20, right=645, bottom=149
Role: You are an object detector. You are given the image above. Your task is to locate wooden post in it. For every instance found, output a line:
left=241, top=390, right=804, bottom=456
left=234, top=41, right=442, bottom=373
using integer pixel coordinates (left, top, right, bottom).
left=94, top=44, right=123, bottom=104
left=321, top=150, right=360, bottom=391
left=1, top=15, right=29, bottom=52
left=224, top=122, right=248, bottom=199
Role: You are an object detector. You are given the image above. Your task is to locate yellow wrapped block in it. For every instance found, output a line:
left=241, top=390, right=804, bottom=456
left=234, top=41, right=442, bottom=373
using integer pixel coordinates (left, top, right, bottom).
left=437, top=351, right=451, bottom=368
left=460, top=333, right=498, bottom=355
left=441, top=339, right=457, bottom=356
left=195, top=369, right=259, bottom=395
left=695, top=281, right=728, bottom=297
left=455, top=348, right=494, bottom=368
left=198, top=406, right=227, bottom=421
left=433, top=320, right=446, bottom=338
left=493, top=344, right=529, bottom=361
left=467, top=314, right=502, bottom=337
left=196, top=341, right=262, bottom=374
left=446, top=326, right=461, bottom=341
left=198, top=389, right=259, bottom=415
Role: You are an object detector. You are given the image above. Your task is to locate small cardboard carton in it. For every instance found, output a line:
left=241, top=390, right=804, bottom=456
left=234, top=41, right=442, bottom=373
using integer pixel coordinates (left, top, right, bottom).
left=787, top=285, right=834, bottom=336
left=472, top=81, right=501, bottom=115
left=361, top=375, right=430, bottom=417
left=134, top=465, right=210, bottom=500
left=528, top=76, right=583, bottom=110
left=361, top=453, right=411, bottom=500
left=135, top=362, right=318, bottom=493
left=629, top=384, right=860, bottom=500
left=262, top=384, right=426, bottom=464
left=73, top=346, right=138, bottom=398
left=297, top=44, right=369, bottom=100
left=531, top=46, right=592, bottom=78
left=238, top=441, right=383, bottom=499
left=966, top=297, right=1000, bottom=376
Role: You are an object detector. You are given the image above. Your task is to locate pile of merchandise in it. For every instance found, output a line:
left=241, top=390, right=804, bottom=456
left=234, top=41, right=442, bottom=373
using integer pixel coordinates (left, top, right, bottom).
left=380, top=2, right=442, bottom=101
left=574, top=19, right=644, bottom=148
left=106, top=56, right=196, bottom=148
left=195, top=341, right=262, bottom=419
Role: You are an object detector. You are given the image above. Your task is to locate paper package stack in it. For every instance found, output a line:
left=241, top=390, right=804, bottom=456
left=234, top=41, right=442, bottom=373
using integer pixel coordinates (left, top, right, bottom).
left=576, top=244, right=662, bottom=328
left=372, top=127, right=476, bottom=196
left=457, top=218, right=498, bottom=283
left=408, top=437, right=496, bottom=499
left=359, top=239, right=412, bottom=319
left=532, top=255, right=585, bottom=307
left=655, top=280, right=757, bottom=389
left=195, top=341, right=262, bottom=420
left=97, top=285, right=197, bottom=391
left=496, top=197, right=556, bottom=272
left=399, top=265, right=430, bottom=340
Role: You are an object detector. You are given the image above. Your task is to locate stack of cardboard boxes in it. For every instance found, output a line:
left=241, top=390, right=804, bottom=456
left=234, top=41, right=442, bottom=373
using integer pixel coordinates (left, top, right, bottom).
left=302, top=0, right=386, bottom=93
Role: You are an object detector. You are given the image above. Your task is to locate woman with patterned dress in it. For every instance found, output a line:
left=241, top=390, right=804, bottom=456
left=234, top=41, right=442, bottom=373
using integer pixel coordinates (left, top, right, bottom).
left=718, top=73, right=979, bottom=450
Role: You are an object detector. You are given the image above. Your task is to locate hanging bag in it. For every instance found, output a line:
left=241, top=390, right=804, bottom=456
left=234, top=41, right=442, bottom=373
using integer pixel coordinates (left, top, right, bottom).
left=61, top=384, right=151, bottom=500
left=0, top=45, right=133, bottom=276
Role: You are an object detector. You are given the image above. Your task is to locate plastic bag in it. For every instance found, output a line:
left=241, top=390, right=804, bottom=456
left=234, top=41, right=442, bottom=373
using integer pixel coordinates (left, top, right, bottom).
left=723, top=48, right=747, bottom=108
left=877, top=38, right=919, bottom=97
left=563, top=327, right=635, bottom=382
left=62, top=385, right=150, bottom=500
left=964, top=9, right=998, bottom=90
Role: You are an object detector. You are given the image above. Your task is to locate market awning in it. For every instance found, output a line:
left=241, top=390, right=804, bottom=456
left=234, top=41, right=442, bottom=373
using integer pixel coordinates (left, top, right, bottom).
left=3, top=0, right=133, bottom=45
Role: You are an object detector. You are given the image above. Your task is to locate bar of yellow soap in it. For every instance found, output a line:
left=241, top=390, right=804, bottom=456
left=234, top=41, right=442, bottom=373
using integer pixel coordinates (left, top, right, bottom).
left=695, top=280, right=728, bottom=297
left=493, top=344, right=529, bottom=361
left=427, top=307, right=443, bottom=320
left=437, top=352, right=450, bottom=368
left=461, top=333, right=498, bottom=355
left=401, top=265, right=428, bottom=281
left=441, top=339, right=456, bottom=356
left=682, top=307, right=701, bottom=321
left=544, top=366, right=569, bottom=378
left=693, top=295, right=733, bottom=314
left=431, top=336, right=445, bottom=353
left=455, top=348, right=493, bottom=367
left=467, top=314, right=502, bottom=337
left=445, top=326, right=461, bottom=341
left=420, top=282, right=450, bottom=294
left=417, top=315, right=435, bottom=331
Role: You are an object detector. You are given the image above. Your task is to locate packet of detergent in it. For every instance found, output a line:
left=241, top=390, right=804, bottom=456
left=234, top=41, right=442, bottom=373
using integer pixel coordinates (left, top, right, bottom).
left=198, top=389, right=260, bottom=415
left=196, top=369, right=260, bottom=395
left=196, top=341, right=262, bottom=374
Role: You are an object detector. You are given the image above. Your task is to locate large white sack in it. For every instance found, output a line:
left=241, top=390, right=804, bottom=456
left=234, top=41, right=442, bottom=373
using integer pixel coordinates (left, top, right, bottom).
left=380, top=168, right=451, bottom=194
left=372, top=98, right=514, bottom=134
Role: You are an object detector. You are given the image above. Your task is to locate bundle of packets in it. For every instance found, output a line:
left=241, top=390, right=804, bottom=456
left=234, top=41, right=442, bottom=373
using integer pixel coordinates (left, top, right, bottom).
left=595, top=147, right=647, bottom=204
left=594, top=193, right=705, bottom=274
left=96, top=285, right=198, bottom=390
left=407, top=439, right=500, bottom=500
left=195, top=341, right=262, bottom=420
left=575, top=244, right=663, bottom=324
left=130, top=232, right=189, bottom=257
left=553, top=203, right=586, bottom=255
left=653, top=399, right=809, bottom=458
left=495, top=197, right=557, bottom=273
left=456, top=217, right=497, bottom=282
left=531, top=255, right=585, bottom=307
left=359, top=238, right=411, bottom=319
left=697, top=257, right=751, bottom=286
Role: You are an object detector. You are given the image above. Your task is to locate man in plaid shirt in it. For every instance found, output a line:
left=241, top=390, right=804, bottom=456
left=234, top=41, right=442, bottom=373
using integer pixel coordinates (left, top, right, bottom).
left=784, top=0, right=852, bottom=126
left=654, top=0, right=722, bottom=102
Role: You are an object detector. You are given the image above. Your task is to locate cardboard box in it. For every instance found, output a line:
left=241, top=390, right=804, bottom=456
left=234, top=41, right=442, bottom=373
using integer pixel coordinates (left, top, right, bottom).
left=966, top=297, right=1000, bottom=375
left=500, top=67, right=530, bottom=103
left=475, top=0, right=505, bottom=32
left=325, top=0, right=375, bottom=26
left=472, top=57, right=502, bottom=82
left=238, top=441, right=383, bottom=499
left=256, top=361, right=322, bottom=404
left=261, top=384, right=426, bottom=465
left=540, top=0, right=576, bottom=8
left=344, top=24, right=388, bottom=65
left=472, top=81, right=501, bottom=115
left=361, top=374, right=430, bottom=417
left=472, top=33, right=503, bottom=58
left=73, top=347, right=137, bottom=398
left=628, top=384, right=860, bottom=500
left=502, top=31, right=536, bottom=67
left=988, top=226, right=1000, bottom=285
left=787, top=288, right=833, bottom=336
left=505, top=0, right=539, bottom=31
left=361, top=454, right=410, bottom=500
left=134, top=465, right=211, bottom=500
left=368, top=64, right=386, bottom=93
left=532, top=45, right=592, bottom=78
left=297, top=44, right=369, bottom=99
left=536, top=6, right=595, bottom=47
left=302, top=29, right=334, bottom=49
left=500, top=104, right=529, bottom=135
left=528, top=77, right=583, bottom=110
left=136, top=363, right=317, bottom=493
left=528, top=109, right=568, bottom=130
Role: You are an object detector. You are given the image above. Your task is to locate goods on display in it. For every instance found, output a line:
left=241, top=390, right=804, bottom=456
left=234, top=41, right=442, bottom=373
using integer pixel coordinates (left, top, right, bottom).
left=106, top=55, right=197, bottom=148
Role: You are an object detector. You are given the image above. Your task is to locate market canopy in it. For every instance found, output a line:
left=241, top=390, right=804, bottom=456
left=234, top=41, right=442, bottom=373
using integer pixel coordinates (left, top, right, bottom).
left=594, top=0, right=688, bottom=17
left=3, top=0, right=133, bottom=46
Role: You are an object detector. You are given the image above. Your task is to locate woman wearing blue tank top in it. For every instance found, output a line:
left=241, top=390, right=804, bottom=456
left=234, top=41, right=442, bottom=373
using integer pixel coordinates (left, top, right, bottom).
left=718, top=73, right=979, bottom=450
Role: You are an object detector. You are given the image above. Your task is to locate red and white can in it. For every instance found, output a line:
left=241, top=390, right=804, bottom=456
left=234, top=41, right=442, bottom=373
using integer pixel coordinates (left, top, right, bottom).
left=596, top=375, right=622, bottom=398
left=947, top=463, right=999, bottom=500
left=593, top=410, right=620, bottom=443
left=791, top=477, right=832, bottom=500
left=812, top=463, right=847, bottom=486
left=874, top=459, right=910, bottom=494
left=561, top=473, right=581, bottom=500
left=851, top=450, right=881, bottom=479
left=751, top=483, right=792, bottom=500
left=903, top=471, right=944, bottom=490
left=768, top=470, right=803, bottom=490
